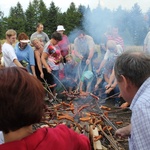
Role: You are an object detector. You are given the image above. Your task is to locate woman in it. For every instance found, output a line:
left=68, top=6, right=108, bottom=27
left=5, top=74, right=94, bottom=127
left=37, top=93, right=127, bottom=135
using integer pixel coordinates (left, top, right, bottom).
left=0, top=67, right=90, bottom=150
left=15, top=32, right=36, bottom=76
left=56, top=25, right=70, bottom=63
left=32, top=38, right=44, bottom=79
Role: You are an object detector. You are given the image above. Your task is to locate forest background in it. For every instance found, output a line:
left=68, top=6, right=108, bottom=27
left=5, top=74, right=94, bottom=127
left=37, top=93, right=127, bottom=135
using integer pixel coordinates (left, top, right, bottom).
left=0, top=0, right=150, bottom=46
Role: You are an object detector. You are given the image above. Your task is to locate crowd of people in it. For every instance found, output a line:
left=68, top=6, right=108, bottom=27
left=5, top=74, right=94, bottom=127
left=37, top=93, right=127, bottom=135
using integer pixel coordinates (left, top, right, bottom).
left=1, top=23, right=150, bottom=149
left=0, top=24, right=126, bottom=106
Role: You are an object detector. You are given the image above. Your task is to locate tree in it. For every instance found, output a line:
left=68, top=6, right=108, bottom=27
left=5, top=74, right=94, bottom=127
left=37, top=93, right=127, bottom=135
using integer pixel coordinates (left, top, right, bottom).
left=7, top=2, right=25, bottom=34
left=65, top=2, right=82, bottom=42
left=25, top=2, right=36, bottom=36
left=128, top=3, right=146, bottom=45
left=46, top=1, right=60, bottom=37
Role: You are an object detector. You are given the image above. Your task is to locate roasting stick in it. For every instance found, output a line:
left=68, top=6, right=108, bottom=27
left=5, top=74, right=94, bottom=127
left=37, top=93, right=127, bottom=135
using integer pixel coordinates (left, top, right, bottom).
left=101, top=115, right=118, bottom=131
left=51, top=72, right=68, bottom=91
left=101, top=92, right=120, bottom=101
left=43, top=78, right=61, bottom=103
left=97, top=125, right=121, bottom=150
left=92, top=96, right=118, bottom=131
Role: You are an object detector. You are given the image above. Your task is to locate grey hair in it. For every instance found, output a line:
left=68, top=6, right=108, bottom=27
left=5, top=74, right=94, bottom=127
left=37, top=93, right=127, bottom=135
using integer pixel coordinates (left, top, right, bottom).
left=114, top=50, right=150, bottom=87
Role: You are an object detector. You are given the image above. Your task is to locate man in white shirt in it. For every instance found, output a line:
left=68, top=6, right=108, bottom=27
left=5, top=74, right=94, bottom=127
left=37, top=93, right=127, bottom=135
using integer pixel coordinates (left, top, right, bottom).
left=2, top=29, right=23, bottom=67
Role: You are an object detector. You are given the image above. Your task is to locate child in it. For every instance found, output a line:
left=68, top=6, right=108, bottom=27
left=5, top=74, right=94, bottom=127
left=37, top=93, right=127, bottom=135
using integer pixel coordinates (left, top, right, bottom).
left=79, top=70, right=94, bottom=96
left=63, top=54, right=78, bottom=93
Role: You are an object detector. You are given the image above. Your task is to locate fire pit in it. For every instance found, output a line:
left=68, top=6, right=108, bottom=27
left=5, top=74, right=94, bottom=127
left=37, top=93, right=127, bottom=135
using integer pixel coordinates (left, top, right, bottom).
left=34, top=94, right=131, bottom=150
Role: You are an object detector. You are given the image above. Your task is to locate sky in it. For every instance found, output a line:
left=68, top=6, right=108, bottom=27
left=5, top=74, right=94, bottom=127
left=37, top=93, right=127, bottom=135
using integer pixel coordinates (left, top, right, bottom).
left=0, top=0, right=150, bottom=17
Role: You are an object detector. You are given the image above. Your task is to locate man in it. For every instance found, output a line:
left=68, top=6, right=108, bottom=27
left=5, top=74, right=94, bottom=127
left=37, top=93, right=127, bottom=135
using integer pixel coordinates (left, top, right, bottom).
left=30, top=23, right=49, bottom=45
left=2, top=29, right=23, bottom=67
left=97, top=40, right=123, bottom=74
left=114, top=50, right=150, bottom=150
left=74, top=30, right=95, bottom=74
left=106, top=26, right=124, bottom=49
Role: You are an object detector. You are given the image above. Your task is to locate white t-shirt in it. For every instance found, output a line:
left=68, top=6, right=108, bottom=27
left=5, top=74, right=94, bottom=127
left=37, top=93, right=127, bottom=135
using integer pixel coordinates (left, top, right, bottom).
left=2, top=43, right=17, bottom=67
left=0, top=131, right=4, bottom=144
left=103, top=44, right=123, bottom=60
left=144, top=31, right=150, bottom=53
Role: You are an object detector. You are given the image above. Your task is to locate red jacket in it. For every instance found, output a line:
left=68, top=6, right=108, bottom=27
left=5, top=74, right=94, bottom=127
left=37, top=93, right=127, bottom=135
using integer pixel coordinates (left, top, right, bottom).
left=0, top=125, right=91, bottom=150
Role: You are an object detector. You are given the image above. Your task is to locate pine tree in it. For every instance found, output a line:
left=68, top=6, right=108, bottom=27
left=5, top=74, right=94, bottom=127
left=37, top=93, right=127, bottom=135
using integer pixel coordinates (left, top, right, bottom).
left=7, top=2, right=25, bottom=34
left=46, top=1, right=60, bottom=37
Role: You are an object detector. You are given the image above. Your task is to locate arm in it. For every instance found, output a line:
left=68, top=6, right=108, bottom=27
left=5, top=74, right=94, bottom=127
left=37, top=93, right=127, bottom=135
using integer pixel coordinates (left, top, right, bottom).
left=95, top=77, right=103, bottom=89
left=115, top=124, right=131, bottom=138
left=34, top=51, right=44, bottom=78
left=104, top=74, right=109, bottom=84
left=96, top=59, right=106, bottom=73
left=74, top=39, right=83, bottom=59
left=28, top=46, right=36, bottom=76
left=79, top=81, right=84, bottom=93
left=86, top=37, right=95, bottom=65
left=41, top=52, right=51, bottom=73
left=30, top=66, right=36, bottom=77
left=86, top=81, right=92, bottom=92
left=105, top=69, right=115, bottom=89
left=13, top=59, right=23, bottom=67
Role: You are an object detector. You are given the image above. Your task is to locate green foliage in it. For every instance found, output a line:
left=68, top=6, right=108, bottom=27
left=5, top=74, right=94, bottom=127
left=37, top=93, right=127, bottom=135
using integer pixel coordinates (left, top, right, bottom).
left=0, top=1, right=150, bottom=45
left=7, top=2, right=25, bottom=35
left=25, top=2, right=36, bottom=36
left=45, top=1, right=60, bottom=37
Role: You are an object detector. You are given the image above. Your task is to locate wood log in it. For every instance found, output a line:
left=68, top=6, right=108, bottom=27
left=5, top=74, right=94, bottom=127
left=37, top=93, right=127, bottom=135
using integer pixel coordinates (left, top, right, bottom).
left=89, top=125, right=103, bottom=150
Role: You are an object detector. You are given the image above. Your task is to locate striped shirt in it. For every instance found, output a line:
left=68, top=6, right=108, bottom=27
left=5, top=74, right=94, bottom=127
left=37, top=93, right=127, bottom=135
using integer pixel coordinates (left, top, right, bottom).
left=129, top=77, right=150, bottom=150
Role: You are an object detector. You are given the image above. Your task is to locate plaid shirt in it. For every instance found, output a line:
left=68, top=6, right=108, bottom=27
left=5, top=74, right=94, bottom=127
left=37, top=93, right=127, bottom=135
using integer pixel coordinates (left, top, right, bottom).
left=130, top=77, right=150, bottom=150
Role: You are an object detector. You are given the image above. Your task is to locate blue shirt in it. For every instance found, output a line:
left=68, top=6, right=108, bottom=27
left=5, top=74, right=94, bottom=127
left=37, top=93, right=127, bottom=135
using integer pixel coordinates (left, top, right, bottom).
left=15, top=43, right=35, bottom=73
left=129, top=77, right=150, bottom=150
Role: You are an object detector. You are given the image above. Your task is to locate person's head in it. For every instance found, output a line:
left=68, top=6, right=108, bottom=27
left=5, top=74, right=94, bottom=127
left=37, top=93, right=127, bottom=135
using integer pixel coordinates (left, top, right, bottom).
left=51, top=31, right=62, bottom=46
left=5, top=29, right=17, bottom=45
left=77, top=30, right=85, bottom=38
left=56, top=25, right=65, bottom=35
left=114, top=50, right=150, bottom=103
left=18, top=32, right=30, bottom=49
left=111, top=27, right=119, bottom=37
left=36, top=23, right=44, bottom=33
left=0, top=67, right=45, bottom=134
left=106, top=40, right=117, bottom=53
left=65, top=54, right=74, bottom=64
left=31, top=38, right=43, bottom=49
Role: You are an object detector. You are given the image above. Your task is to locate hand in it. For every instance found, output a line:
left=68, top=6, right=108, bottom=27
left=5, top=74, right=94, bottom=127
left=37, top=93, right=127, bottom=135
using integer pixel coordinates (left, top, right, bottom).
left=86, top=59, right=90, bottom=65
left=96, top=69, right=100, bottom=73
left=105, top=88, right=113, bottom=94
left=94, top=84, right=99, bottom=90
left=105, top=84, right=111, bottom=90
left=115, top=125, right=131, bottom=139
left=46, top=67, right=52, bottom=73
left=79, top=55, right=83, bottom=60
left=40, top=72, right=44, bottom=79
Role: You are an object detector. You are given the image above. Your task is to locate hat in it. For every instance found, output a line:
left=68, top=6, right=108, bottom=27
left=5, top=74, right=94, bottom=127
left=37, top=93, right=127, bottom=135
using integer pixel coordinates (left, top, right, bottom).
left=56, top=25, right=65, bottom=31
left=20, top=40, right=30, bottom=43
left=48, top=45, right=56, bottom=54
left=83, top=71, right=93, bottom=80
